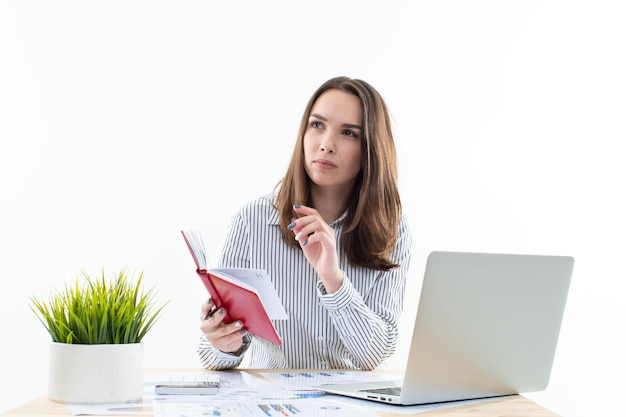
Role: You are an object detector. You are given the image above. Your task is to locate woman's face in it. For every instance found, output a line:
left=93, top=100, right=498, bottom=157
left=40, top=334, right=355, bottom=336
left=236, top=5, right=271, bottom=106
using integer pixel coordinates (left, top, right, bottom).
left=303, top=89, right=363, bottom=193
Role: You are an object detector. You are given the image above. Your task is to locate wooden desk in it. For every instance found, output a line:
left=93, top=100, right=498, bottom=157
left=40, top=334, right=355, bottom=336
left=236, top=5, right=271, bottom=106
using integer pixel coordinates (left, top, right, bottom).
left=1, top=369, right=560, bottom=417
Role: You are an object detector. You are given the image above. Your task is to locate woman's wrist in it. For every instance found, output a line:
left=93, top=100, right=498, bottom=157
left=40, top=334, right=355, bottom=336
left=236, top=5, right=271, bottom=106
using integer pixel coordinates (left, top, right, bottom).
left=320, top=269, right=344, bottom=294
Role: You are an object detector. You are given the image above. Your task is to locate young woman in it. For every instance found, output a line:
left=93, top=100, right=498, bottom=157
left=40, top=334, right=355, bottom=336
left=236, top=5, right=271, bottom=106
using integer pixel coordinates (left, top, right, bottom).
left=198, top=76, right=412, bottom=370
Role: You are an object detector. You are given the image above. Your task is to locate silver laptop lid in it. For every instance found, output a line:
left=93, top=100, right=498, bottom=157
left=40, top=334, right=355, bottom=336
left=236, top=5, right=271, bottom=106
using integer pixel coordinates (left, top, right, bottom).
left=401, top=251, right=573, bottom=404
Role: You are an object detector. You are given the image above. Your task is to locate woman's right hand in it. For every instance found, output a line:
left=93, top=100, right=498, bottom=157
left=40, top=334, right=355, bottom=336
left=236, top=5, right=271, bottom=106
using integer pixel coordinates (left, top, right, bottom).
left=200, top=300, right=247, bottom=353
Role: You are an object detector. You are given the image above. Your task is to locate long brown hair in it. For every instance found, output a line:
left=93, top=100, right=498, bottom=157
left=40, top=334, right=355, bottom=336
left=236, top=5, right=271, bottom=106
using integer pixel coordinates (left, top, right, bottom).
left=274, top=76, right=401, bottom=271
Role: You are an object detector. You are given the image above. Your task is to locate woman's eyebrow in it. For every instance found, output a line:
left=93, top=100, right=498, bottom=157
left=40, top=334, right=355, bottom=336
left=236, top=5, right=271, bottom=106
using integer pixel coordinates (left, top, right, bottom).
left=310, top=113, right=362, bottom=130
left=342, top=122, right=362, bottom=131
left=310, top=113, right=327, bottom=121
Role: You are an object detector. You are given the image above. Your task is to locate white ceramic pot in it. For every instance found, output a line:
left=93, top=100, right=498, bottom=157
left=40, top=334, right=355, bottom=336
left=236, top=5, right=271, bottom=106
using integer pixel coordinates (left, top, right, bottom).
left=48, top=342, right=143, bottom=404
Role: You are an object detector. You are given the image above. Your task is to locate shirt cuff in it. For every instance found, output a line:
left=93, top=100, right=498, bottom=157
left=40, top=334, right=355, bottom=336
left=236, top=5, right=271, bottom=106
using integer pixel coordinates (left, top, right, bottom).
left=219, top=334, right=251, bottom=357
left=316, top=272, right=354, bottom=311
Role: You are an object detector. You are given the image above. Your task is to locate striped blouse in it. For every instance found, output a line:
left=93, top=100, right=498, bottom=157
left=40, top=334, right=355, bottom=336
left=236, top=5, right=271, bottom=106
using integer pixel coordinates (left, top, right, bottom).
left=197, top=193, right=412, bottom=370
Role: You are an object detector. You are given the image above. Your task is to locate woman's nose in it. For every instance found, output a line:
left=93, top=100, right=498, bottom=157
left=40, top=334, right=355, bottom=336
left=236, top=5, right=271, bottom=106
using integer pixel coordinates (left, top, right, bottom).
left=319, top=133, right=336, bottom=153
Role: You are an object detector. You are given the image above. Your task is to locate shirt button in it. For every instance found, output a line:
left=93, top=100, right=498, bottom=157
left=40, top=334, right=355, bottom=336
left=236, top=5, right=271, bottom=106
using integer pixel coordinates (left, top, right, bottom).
left=321, top=360, right=327, bottom=367
left=317, top=336, right=324, bottom=342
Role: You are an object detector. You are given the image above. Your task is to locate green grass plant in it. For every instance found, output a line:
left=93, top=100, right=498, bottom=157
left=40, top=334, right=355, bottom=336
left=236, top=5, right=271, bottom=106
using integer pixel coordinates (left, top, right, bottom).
left=30, top=268, right=167, bottom=344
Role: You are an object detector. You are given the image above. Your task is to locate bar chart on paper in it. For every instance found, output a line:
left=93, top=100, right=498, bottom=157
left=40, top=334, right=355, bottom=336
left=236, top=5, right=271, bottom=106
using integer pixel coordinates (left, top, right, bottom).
left=257, top=403, right=299, bottom=416
left=260, top=370, right=402, bottom=391
left=255, top=399, right=377, bottom=417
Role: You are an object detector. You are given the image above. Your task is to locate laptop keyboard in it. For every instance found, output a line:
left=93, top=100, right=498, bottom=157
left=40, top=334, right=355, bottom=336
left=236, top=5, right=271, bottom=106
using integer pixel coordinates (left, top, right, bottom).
left=361, top=386, right=401, bottom=396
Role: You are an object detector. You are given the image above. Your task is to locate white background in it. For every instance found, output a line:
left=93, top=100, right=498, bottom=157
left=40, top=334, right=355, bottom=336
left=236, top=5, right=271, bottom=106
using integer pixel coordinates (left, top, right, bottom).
left=1, top=1, right=624, bottom=415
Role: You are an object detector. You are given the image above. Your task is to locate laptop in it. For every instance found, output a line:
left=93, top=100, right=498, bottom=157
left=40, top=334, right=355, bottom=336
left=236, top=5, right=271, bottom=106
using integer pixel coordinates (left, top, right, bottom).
left=317, top=251, right=574, bottom=405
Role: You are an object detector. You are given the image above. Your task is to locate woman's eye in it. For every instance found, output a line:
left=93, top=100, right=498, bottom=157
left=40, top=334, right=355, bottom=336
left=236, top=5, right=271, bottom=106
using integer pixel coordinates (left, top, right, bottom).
left=342, top=129, right=358, bottom=138
left=311, top=121, right=324, bottom=129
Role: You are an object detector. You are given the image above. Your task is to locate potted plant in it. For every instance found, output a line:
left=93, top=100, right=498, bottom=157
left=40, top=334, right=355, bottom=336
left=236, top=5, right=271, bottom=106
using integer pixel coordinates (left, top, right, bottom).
left=30, top=268, right=167, bottom=404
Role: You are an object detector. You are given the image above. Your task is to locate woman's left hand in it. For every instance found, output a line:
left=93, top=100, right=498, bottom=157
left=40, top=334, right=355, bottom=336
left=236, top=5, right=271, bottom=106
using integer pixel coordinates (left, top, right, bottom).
left=290, top=204, right=344, bottom=293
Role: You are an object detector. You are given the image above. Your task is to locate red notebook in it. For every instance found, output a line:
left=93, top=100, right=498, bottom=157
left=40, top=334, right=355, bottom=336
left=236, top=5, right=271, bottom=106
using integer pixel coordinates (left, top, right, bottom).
left=181, top=230, right=287, bottom=345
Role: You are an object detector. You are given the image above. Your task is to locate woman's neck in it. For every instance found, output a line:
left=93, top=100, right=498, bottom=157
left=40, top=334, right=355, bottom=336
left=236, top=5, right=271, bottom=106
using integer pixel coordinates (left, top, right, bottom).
left=309, top=186, right=351, bottom=224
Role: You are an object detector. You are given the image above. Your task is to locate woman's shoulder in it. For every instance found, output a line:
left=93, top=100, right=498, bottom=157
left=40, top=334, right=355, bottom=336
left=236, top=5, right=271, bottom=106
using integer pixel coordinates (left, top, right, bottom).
left=399, top=211, right=411, bottom=228
left=234, top=193, right=278, bottom=222
left=396, top=211, right=413, bottom=245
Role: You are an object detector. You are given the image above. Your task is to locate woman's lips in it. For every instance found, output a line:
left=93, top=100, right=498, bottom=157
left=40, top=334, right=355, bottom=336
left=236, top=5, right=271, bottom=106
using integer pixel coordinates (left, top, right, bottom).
left=314, top=159, right=337, bottom=169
